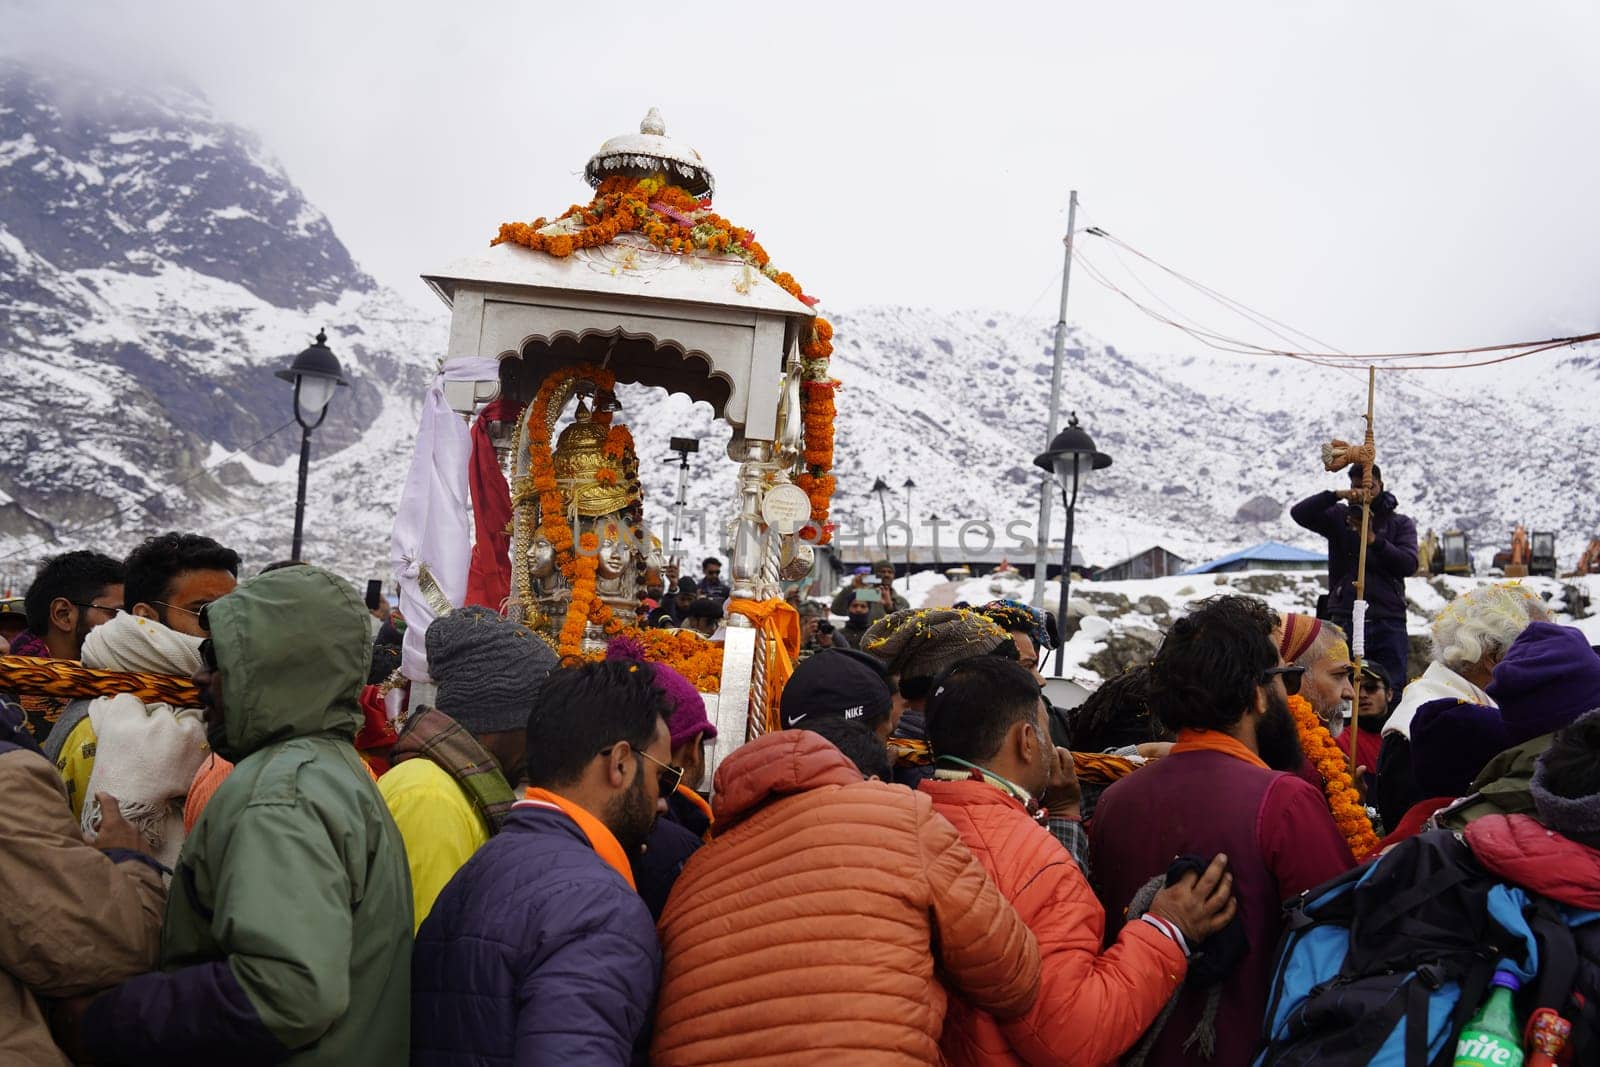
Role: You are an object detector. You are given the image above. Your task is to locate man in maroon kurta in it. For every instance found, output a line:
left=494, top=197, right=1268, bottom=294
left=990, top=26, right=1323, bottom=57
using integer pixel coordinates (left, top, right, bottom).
left=1090, top=596, right=1355, bottom=1066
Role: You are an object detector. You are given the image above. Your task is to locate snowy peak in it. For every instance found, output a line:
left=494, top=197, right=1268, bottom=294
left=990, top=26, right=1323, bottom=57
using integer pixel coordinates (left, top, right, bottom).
left=0, top=59, right=371, bottom=309
left=0, top=57, right=435, bottom=574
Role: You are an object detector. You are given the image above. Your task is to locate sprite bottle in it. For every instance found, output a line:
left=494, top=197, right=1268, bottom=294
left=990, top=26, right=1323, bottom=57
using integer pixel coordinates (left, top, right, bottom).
left=1454, top=967, right=1524, bottom=1067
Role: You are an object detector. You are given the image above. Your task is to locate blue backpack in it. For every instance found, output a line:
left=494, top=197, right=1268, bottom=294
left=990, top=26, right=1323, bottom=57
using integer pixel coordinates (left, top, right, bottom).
left=1256, top=829, right=1599, bottom=1067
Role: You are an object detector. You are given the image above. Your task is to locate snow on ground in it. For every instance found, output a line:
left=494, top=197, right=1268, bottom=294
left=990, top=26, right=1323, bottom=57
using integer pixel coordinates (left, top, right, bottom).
left=890, top=568, right=1598, bottom=691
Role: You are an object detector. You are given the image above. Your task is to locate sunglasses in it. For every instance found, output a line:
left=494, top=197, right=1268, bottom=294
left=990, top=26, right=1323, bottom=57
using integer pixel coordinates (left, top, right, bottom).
left=1360, top=679, right=1388, bottom=694
left=71, top=601, right=124, bottom=617
left=1261, top=665, right=1306, bottom=696
left=601, top=743, right=685, bottom=797
left=152, top=600, right=214, bottom=620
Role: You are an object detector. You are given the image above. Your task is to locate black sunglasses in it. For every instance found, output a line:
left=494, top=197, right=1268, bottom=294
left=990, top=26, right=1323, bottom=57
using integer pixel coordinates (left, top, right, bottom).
left=600, top=743, right=685, bottom=797
left=1262, top=665, right=1305, bottom=696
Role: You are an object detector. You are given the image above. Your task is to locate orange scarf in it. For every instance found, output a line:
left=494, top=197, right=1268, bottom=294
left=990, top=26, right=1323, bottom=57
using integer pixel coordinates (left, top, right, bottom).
left=1172, top=728, right=1269, bottom=770
left=726, top=597, right=801, bottom=730
left=674, top=783, right=715, bottom=843
left=521, top=787, right=637, bottom=889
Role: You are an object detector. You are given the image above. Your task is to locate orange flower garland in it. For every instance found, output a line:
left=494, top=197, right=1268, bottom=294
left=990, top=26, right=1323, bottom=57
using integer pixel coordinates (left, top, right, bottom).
left=495, top=175, right=837, bottom=542
left=1289, top=694, right=1380, bottom=860
left=525, top=365, right=623, bottom=661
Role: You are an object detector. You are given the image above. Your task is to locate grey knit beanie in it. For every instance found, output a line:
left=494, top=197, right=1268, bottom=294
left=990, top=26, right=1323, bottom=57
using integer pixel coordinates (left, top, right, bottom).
left=426, top=606, right=559, bottom=736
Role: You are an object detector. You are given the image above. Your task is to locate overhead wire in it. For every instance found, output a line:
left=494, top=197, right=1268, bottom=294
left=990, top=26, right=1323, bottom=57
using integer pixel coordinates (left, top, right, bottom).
left=1075, top=227, right=1600, bottom=370
left=1068, top=210, right=1595, bottom=462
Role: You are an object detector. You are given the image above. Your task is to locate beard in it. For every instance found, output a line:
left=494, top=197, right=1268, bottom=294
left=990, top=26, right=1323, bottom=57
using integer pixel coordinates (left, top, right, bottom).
left=1257, top=688, right=1306, bottom=772
left=606, top=773, right=659, bottom=858
left=1322, top=700, right=1352, bottom=739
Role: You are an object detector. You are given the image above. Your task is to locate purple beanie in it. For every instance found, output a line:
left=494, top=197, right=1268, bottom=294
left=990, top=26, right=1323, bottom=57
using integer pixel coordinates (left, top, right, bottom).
left=605, top=636, right=717, bottom=750
left=652, top=661, right=718, bottom=749
left=1410, top=698, right=1511, bottom=798
left=1488, top=622, right=1600, bottom=746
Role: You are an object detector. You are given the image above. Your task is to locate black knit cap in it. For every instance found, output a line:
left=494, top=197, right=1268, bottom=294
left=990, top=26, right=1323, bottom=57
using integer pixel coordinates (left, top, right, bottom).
left=781, top=648, right=893, bottom=728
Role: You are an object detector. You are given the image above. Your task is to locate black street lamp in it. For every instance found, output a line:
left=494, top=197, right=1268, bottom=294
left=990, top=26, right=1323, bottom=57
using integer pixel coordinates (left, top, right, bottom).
left=870, top=476, right=891, bottom=560
left=1033, top=411, right=1112, bottom=674
left=276, top=328, right=347, bottom=561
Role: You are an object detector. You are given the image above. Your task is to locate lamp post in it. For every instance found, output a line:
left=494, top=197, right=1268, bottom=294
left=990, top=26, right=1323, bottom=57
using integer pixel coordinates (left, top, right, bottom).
left=276, top=328, right=347, bottom=561
left=870, top=476, right=891, bottom=562
left=1033, top=412, right=1111, bottom=675
left=902, top=477, right=916, bottom=591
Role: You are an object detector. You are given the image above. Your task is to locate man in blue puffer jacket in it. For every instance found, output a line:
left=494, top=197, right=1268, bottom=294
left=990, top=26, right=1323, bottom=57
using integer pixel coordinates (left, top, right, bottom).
left=411, top=660, right=675, bottom=1065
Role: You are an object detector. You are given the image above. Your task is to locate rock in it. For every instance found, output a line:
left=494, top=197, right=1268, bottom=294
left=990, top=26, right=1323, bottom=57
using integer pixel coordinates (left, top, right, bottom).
left=1231, top=573, right=1306, bottom=599
left=1429, top=577, right=1458, bottom=603
left=1085, top=625, right=1163, bottom=679
left=1406, top=634, right=1430, bottom=682
left=1134, top=595, right=1170, bottom=617
left=1079, top=590, right=1132, bottom=616
left=1235, top=494, right=1284, bottom=523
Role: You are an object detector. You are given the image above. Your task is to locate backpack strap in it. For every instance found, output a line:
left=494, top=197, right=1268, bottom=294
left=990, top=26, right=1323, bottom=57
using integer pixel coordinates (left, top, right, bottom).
left=1361, top=860, right=1479, bottom=935
left=1427, top=957, right=1499, bottom=1067
left=1526, top=898, right=1579, bottom=1013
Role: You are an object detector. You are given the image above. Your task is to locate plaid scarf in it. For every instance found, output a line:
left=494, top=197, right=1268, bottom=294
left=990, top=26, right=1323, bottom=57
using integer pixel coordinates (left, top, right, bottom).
left=391, top=706, right=516, bottom=833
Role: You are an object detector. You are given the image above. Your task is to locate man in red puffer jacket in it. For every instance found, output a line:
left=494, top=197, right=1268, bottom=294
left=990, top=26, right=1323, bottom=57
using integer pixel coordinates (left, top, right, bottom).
left=920, top=657, right=1237, bottom=1066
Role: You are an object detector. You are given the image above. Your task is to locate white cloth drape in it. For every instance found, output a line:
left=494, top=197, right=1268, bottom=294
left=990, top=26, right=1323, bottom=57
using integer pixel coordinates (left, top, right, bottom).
left=390, top=358, right=500, bottom=683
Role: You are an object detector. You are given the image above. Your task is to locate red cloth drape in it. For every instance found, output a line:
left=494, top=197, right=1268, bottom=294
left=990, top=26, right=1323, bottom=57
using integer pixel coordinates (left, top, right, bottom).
left=465, top=397, right=518, bottom=609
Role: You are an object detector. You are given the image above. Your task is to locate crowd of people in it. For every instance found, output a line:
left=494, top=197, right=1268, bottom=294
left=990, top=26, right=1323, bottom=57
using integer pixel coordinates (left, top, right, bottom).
left=3, top=524, right=1599, bottom=1065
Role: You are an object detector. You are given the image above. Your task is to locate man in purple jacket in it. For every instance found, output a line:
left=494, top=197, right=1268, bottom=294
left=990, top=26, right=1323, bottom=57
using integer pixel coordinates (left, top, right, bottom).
left=411, top=660, right=676, bottom=1066
left=1090, top=595, right=1355, bottom=1066
left=1290, top=462, right=1418, bottom=686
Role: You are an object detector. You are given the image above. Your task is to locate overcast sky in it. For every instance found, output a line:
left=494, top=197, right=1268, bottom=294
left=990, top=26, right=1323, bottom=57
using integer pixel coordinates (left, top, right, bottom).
left=10, top=1, right=1600, bottom=357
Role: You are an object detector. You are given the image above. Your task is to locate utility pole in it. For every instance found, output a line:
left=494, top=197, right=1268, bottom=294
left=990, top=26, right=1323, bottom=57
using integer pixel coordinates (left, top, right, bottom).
left=1032, top=190, right=1078, bottom=608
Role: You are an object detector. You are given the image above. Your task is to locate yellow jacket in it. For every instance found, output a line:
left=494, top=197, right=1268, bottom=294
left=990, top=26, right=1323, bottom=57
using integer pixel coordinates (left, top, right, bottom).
left=55, top=716, right=97, bottom=821
left=378, top=757, right=489, bottom=931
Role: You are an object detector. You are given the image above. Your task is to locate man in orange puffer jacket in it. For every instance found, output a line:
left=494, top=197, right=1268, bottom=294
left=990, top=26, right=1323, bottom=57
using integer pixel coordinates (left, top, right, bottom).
left=921, top=657, right=1238, bottom=1066
left=652, top=728, right=1041, bottom=1066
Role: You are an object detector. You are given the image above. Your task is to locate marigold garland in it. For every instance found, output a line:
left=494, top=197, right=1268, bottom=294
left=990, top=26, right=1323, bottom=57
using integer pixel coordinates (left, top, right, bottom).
left=577, top=625, right=724, bottom=693
left=524, top=364, right=624, bottom=661
left=494, top=175, right=837, bottom=542
left=1289, top=694, right=1380, bottom=860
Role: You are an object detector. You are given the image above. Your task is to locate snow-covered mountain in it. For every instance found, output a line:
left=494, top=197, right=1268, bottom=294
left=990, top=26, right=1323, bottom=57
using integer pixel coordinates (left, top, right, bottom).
left=3, top=56, right=1596, bottom=591
left=0, top=58, right=441, bottom=588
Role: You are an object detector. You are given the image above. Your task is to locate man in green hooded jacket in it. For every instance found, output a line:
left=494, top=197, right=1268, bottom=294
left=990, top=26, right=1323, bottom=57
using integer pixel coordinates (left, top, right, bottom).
left=72, top=565, right=413, bottom=1064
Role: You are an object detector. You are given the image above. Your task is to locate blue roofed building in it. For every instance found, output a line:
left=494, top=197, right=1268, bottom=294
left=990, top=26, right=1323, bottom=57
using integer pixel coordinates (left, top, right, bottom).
left=1181, top=540, right=1328, bottom=575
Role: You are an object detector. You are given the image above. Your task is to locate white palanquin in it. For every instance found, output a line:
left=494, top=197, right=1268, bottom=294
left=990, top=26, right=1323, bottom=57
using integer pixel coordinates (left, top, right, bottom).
left=418, top=111, right=816, bottom=774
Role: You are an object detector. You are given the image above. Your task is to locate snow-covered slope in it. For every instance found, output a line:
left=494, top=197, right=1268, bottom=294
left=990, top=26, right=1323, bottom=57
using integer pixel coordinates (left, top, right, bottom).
left=0, top=58, right=441, bottom=585
left=2, top=57, right=1595, bottom=590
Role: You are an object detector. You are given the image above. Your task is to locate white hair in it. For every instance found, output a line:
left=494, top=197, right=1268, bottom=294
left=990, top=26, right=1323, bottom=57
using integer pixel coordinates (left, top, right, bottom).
left=1429, top=582, right=1550, bottom=674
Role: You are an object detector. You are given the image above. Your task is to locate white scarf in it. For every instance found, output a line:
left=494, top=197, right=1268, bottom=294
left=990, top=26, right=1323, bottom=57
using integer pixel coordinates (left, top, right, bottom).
left=390, top=358, right=497, bottom=684
left=79, top=614, right=209, bottom=866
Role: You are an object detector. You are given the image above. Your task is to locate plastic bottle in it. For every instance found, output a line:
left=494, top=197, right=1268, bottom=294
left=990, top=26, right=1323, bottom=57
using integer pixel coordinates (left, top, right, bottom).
left=1454, top=968, right=1524, bottom=1067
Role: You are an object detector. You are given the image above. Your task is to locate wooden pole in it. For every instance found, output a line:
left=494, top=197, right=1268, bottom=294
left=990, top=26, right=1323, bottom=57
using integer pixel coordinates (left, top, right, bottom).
left=1350, top=365, right=1376, bottom=775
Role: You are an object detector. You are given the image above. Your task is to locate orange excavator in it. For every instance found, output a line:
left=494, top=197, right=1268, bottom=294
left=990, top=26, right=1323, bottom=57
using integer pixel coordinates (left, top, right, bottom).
left=1496, top=525, right=1532, bottom=577
left=1568, top=538, right=1600, bottom=577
